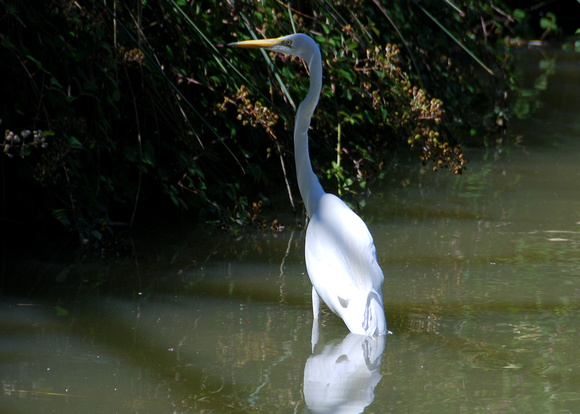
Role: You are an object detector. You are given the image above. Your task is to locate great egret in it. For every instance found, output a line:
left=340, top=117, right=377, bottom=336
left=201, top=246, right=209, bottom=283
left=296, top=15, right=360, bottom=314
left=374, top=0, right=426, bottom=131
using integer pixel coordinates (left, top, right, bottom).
left=229, top=34, right=387, bottom=337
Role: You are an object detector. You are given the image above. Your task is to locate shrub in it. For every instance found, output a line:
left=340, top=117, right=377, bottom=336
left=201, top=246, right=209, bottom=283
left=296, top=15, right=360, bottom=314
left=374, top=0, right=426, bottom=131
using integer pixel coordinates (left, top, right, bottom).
left=1, top=0, right=519, bottom=246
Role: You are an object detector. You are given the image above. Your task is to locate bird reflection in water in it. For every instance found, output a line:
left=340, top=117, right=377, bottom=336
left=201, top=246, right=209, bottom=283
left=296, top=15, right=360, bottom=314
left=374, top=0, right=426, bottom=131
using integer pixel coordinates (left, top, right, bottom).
left=303, top=333, right=386, bottom=413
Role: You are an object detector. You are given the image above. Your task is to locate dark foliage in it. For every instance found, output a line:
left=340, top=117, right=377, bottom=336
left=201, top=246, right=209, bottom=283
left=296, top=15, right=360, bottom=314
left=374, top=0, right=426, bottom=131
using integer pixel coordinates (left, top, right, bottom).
left=0, top=0, right=537, bottom=247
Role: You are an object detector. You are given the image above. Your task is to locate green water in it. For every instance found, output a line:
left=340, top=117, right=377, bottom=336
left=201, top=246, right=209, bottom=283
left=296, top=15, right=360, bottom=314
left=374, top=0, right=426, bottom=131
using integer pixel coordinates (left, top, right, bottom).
left=2, top=48, right=580, bottom=413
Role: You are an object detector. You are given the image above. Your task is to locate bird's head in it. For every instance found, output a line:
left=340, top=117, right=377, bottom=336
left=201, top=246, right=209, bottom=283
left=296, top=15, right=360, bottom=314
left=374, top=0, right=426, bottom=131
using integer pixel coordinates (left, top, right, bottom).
left=228, top=33, right=317, bottom=61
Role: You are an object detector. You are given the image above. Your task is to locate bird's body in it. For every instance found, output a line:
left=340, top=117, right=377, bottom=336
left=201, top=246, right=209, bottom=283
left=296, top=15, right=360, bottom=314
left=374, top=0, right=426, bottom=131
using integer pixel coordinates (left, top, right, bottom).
left=306, top=192, right=386, bottom=336
left=230, top=34, right=387, bottom=337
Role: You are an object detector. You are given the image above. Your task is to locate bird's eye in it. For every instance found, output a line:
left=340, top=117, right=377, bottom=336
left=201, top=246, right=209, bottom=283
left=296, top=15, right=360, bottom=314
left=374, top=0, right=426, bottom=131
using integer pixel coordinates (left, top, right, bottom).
left=284, top=39, right=293, bottom=47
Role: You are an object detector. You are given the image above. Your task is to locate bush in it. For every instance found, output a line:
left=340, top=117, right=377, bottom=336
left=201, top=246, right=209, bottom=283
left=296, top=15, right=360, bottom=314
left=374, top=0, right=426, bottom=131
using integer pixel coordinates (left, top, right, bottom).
left=0, top=0, right=520, bottom=246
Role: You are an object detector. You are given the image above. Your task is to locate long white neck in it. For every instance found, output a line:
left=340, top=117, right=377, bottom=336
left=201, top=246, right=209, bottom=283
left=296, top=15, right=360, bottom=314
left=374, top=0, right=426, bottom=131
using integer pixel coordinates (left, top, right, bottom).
left=294, top=46, right=325, bottom=217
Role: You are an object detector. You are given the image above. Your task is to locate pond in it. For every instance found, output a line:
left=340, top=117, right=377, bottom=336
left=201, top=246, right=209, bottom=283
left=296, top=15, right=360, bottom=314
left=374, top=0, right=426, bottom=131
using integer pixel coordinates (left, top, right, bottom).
left=2, top=48, right=580, bottom=413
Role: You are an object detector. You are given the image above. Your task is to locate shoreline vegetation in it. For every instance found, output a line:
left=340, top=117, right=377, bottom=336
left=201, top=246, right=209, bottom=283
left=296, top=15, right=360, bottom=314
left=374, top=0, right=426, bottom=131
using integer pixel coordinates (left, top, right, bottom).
left=1, top=1, right=578, bottom=251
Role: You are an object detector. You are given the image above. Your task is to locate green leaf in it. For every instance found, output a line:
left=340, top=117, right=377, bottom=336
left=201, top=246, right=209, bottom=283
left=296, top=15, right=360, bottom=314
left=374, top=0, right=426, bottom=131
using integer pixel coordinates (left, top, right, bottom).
left=346, top=39, right=358, bottom=52
left=540, top=13, right=557, bottom=31
left=25, top=55, right=48, bottom=73
left=50, top=76, right=63, bottom=89
left=315, top=35, right=326, bottom=44
left=52, top=210, right=71, bottom=228
left=513, top=9, right=526, bottom=22
left=69, top=136, right=84, bottom=150
left=91, top=229, right=103, bottom=240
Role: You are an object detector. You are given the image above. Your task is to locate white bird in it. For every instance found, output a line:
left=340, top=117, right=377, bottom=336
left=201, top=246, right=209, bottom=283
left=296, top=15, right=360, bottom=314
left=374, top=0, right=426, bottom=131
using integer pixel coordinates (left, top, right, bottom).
left=229, top=34, right=387, bottom=337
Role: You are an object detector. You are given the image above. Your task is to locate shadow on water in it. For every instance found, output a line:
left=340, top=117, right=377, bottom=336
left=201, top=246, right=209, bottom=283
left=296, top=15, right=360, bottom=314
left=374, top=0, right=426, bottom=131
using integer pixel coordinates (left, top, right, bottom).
left=2, top=48, right=580, bottom=413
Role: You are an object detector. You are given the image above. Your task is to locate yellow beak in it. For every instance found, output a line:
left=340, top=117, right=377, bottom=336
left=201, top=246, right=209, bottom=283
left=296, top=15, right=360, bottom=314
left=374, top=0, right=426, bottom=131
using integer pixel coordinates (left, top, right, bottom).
left=228, top=38, right=280, bottom=49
